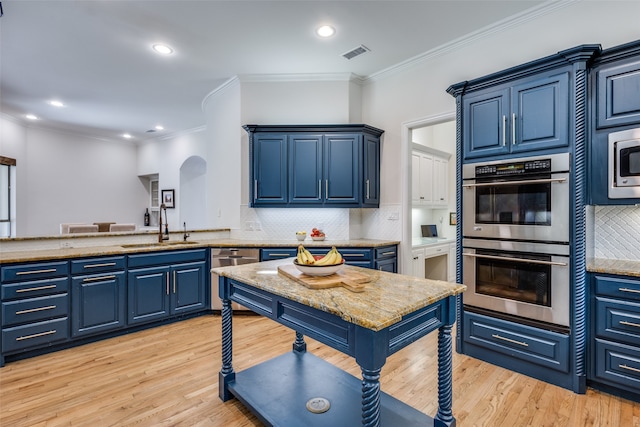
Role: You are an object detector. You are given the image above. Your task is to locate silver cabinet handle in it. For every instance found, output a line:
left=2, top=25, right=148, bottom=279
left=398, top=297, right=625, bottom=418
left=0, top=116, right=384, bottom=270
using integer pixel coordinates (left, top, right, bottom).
left=492, top=334, right=528, bottom=347
left=512, top=113, right=516, bottom=145
left=366, top=179, right=370, bottom=199
left=17, top=285, right=56, bottom=293
left=462, top=177, right=567, bottom=188
left=173, top=270, right=177, bottom=294
left=318, top=180, right=322, bottom=198
left=16, top=305, right=56, bottom=315
left=619, top=287, right=640, bottom=294
left=16, top=330, right=56, bottom=341
left=269, top=253, right=293, bottom=257
left=325, top=180, right=328, bottom=198
left=83, top=262, right=116, bottom=269
left=16, top=268, right=57, bottom=276
left=166, top=272, right=170, bottom=295
left=343, top=253, right=365, bottom=257
left=83, top=275, right=116, bottom=283
left=254, top=180, right=258, bottom=200
left=620, top=320, right=640, bottom=328
left=380, top=251, right=395, bottom=256
left=502, top=115, right=506, bottom=147
left=620, top=364, right=640, bottom=374
left=463, top=252, right=567, bottom=267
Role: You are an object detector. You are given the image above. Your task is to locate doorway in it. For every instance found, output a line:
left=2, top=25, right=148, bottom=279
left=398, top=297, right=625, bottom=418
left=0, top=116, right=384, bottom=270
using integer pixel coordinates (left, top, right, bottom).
left=180, top=156, right=207, bottom=229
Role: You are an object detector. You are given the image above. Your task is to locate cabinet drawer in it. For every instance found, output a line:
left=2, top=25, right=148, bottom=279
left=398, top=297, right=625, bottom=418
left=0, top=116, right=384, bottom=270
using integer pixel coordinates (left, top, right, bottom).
left=594, top=338, right=640, bottom=394
left=128, top=249, right=207, bottom=268
left=71, top=256, right=125, bottom=274
left=2, top=277, right=69, bottom=300
left=595, top=275, right=640, bottom=302
left=339, top=249, right=372, bottom=261
left=424, top=245, right=448, bottom=258
left=1, top=261, right=68, bottom=283
left=464, top=311, right=569, bottom=372
left=2, top=294, right=69, bottom=326
left=375, top=246, right=397, bottom=259
left=2, top=317, right=69, bottom=353
left=261, top=248, right=297, bottom=261
left=596, top=296, right=640, bottom=345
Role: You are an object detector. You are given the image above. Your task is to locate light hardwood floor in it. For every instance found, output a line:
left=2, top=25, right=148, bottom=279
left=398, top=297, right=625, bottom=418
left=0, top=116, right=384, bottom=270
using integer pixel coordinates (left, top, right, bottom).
left=1, top=314, right=638, bottom=426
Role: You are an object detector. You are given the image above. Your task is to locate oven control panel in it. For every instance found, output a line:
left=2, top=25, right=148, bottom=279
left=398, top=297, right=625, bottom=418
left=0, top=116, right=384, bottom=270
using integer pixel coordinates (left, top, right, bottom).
left=475, top=158, right=552, bottom=178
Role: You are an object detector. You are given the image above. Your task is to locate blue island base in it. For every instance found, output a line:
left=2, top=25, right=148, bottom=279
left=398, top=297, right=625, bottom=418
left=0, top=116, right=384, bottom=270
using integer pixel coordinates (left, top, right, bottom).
left=226, top=351, right=436, bottom=427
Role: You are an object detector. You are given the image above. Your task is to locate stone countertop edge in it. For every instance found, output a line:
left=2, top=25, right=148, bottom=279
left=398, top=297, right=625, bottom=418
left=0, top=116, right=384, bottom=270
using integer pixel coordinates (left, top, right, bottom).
left=587, top=258, right=640, bottom=278
left=0, top=238, right=401, bottom=264
left=212, top=258, right=466, bottom=332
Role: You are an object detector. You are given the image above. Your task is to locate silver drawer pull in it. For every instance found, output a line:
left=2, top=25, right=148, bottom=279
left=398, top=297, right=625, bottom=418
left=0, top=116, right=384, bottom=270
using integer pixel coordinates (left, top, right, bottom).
left=620, top=364, right=640, bottom=374
left=620, top=320, right=640, bottom=328
left=619, top=287, right=640, bottom=294
left=344, top=254, right=365, bottom=257
left=380, top=251, right=395, bottom=256
left=16, top=285, right=57, bottom=293
left=16, top=268, right=57, bottom=276
left=492, top=334, right=529, bottom=347
left=83, top=275, right=116, bottom=283
left=83, top=262, right=116, bottom=269
left=16, top=305, right=56, bottom=315
left=269, top=253, right=293, bottom=257
left=16, top=330, right=56, bottom=341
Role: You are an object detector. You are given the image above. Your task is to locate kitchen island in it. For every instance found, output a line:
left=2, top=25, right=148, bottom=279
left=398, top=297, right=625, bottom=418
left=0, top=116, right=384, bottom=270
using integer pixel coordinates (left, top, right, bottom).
left=213, top=259, right=466, bottom=427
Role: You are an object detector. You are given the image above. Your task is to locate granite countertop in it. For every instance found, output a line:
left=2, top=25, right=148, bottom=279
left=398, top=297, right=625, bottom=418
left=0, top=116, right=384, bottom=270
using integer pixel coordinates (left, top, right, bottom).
left=587, top=258, right=640, bottom=278
left=212, top=258, right=466, bottom=332
left=0, top=238, right=400, bottom=264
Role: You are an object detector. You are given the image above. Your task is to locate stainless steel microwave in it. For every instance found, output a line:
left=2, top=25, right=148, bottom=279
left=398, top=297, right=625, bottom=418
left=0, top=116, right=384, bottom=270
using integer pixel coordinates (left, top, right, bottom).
left=609, top=128, right=640, bottom=199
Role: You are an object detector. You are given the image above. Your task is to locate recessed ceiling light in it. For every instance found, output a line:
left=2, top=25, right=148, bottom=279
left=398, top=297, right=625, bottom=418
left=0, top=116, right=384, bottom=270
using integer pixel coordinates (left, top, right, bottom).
left=122, top=133, right=133, bottom=139
left=155, top=125, right=164, bottom=131
left=152, top=44, right=173, bottom=55
left=316, top=25, right=335, bottom=38
left=25, top=114, right=39, bottom=120
left=48, top=100, right=64, bottom=107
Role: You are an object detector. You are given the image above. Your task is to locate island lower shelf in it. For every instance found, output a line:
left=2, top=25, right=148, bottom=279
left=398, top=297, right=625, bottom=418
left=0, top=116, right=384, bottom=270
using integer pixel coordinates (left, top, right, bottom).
left=228, top=351, right=434, bottom=427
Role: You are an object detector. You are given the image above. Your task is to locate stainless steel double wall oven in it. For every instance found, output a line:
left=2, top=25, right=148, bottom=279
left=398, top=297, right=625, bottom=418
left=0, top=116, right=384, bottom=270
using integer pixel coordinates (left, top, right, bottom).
left=462, top=153, right=571, bottom=327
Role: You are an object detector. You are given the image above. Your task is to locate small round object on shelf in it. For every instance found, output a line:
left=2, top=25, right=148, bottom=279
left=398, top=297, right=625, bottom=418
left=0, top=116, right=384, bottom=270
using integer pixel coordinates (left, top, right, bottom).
left=296, top=234, right=306, bottom=241
left=311, top=236, right=325, bottom=241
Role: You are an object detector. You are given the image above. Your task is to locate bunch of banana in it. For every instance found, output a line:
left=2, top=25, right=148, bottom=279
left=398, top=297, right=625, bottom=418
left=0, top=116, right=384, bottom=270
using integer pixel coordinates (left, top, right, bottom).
left=313, top=246, right=343, bottom=266
left=296, top=245, right=315, bottom=265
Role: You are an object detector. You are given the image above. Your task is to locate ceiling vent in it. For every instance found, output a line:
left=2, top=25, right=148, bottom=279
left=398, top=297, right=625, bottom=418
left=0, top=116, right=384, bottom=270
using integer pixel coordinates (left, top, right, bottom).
left=342, top=45, right=370, bottom=60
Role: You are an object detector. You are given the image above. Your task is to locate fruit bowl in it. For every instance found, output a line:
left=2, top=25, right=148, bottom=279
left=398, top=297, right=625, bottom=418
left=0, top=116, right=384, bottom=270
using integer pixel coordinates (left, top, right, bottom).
left=296, top=233, right=306, bottom=241
left=293, top=259, right=344, bottom=276
left=311, top=236, right=325, bottom=241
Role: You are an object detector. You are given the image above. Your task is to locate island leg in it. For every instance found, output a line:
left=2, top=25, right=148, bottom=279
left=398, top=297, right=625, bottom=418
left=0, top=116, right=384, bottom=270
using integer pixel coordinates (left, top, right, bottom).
left=219, top=298, right=235, bottom=401
left=361, top=366, right=382, bottom=427
left=435, top=321, right=456, bottom=427
left=292, top=331, right=307, bottom=353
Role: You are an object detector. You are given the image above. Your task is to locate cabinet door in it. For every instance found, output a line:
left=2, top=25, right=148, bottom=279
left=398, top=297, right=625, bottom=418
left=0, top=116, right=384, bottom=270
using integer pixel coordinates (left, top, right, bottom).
left=171, top=261, right=206, bottom=315
left=419, top=153, right=434, bottom=204
left=463, top=87, right=510, bottom=159
left=411, top=152, right=422, bottom=205
left=252, top=133, right=288, bottom=206
left=411, top=249, right=425, bottom=278
left=362, top=134, right=380, bottom=207
left=72, top=271, right=125, bottom=337
left=433, top=157, right=448, bottom=206
left=323, top=134, right=360, bottom=204
left=597, top=59, right=640, bottom=129
left=289, top=134, right=323, bottom=204
left=127, top=266, right=170, bottom=325
left=511, top=72, right=569, bottom=154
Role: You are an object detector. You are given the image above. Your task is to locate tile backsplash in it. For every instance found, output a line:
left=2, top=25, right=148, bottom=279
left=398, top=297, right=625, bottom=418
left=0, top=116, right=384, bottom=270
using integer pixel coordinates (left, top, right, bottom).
left=593, top=205, right=640, bottom=260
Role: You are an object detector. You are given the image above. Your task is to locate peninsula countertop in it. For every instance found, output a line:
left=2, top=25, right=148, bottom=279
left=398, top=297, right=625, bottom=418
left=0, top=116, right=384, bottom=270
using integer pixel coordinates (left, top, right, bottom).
left=212, top=258, right=466, bottom=331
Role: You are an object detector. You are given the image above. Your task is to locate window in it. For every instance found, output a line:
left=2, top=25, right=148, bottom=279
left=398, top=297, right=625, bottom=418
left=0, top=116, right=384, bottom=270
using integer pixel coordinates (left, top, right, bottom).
left=0, top=156, right=16, bottom=237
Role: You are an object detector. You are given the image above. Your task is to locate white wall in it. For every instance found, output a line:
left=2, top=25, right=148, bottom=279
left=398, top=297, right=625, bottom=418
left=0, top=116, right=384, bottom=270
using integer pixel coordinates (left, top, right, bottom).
left=1, top=116, right=148, bottom=236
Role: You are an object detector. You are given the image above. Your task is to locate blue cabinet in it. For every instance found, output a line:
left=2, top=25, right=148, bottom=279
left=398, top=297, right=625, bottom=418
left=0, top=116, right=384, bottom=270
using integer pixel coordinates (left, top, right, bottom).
left=71, top=256, right=126, bottom=338
left=590, top=274, right=640, bottom=399
left=462, top=72, right=570, bottom=160
left=1, top=261, right=70, bottom=366
left=245, top=124, right=383, bottom=208
left=260, top=245, right=397, bottom=272
left=127, top=250, right=207, bottom=326
left=589, top=40, right=640, bottom=205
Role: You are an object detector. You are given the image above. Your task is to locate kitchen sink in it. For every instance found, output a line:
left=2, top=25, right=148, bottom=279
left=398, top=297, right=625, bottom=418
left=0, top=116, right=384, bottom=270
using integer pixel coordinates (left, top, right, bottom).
left=121, top=241, right=200, bottom=248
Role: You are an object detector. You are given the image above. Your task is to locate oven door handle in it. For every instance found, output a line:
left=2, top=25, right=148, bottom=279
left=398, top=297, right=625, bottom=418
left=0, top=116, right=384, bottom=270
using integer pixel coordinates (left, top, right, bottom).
left=463, top=252, right=568, bottom=266
left=462, top=177, right=567, bottom=188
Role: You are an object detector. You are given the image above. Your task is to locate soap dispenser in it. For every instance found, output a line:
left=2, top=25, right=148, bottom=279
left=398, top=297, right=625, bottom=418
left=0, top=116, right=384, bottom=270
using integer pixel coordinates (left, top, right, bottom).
left=144, top=208, right=150, bottom=226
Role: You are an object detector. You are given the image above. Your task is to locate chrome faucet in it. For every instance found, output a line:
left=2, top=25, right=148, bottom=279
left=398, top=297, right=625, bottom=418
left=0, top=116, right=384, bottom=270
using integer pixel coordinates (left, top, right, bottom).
left=158, top=204, right=169, bottom=243
left=183, top=222, right=190, bottom=242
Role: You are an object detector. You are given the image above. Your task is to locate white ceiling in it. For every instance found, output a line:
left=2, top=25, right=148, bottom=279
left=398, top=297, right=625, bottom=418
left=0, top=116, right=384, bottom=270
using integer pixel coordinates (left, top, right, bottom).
left=0, top=0, right=545, bottom=142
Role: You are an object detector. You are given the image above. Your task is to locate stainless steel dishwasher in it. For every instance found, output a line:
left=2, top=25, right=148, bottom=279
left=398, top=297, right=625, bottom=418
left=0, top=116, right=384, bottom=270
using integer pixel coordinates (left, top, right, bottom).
left=211, top=248, right=261, bottom=311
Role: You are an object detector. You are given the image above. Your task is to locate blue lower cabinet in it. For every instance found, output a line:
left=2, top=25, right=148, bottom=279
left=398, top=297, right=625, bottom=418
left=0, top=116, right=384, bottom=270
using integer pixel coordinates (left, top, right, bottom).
left=594, top=338, right=640, bottom=394
left=260, top=246, right=397, bottom=272
left=128, top=261, right=206, bottom=325
left=71, top=271, right=126, bottom=337
left=2, top=317, right=69, bottom=353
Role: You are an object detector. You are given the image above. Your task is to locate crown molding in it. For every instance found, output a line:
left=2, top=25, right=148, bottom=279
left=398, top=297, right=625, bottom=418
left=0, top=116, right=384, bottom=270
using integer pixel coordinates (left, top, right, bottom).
left=237, top=72, right=364, bottom=83
left=363, top=0, right=578, bottom=84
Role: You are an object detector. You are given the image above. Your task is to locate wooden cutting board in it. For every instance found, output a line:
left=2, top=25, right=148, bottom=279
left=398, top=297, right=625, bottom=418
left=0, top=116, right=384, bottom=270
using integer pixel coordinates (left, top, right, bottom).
left=277, top=264, right=371, bottom=293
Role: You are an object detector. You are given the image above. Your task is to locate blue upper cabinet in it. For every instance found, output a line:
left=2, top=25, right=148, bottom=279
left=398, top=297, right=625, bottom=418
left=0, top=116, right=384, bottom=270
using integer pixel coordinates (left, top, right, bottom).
left=245, top=124, right=383, bottom=208
left=462, top=72, right=569, bottom=160
left=449, top=44, right=600, bottom=163
left=596, top=50, right=640, bottom=129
